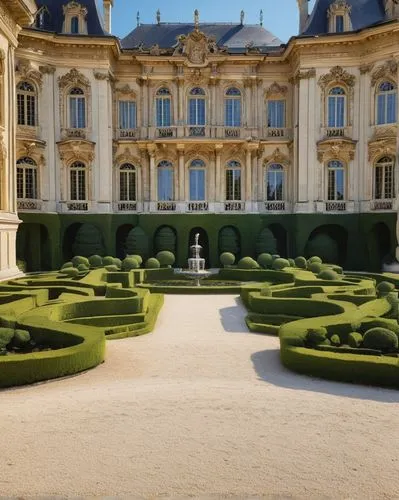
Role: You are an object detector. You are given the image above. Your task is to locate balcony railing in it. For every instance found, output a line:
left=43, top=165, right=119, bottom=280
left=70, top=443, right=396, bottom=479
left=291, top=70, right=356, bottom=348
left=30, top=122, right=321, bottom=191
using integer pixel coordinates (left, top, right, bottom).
left=325, top=127, right=346, bottom=138
left=156, top=127, right=175, bottom=138
left=17, top=199, right=41, bottom=210
left=264, top=201, right=286, bottom=211
left=117, top=201, right=137, bottom=211
left=157, top=201, right=176, bottom=211
left=63, top=128, right=86, bottom=139
left=188, top=126, right=206, bottom=137
left=67, top=201, right=89, bottom=211
left=187, top=201, right=208, bottom=212
left=224, top=127, right=241, bottom=138
left=264, top=127, right=292, bottom=140
left=325, top=201, right=346, bottom=212
left=224, top=201, right=244, bottom=211
left=371, top=199, right=393, bottom=211
left=117, top=128, right=137, bottom=140
left=16, top=125, right=39, bottom=139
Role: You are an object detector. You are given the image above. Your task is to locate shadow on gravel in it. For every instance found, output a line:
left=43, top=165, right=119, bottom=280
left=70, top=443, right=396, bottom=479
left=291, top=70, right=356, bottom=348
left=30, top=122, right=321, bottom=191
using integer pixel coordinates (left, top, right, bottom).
left=251, top=349, right=399, bottom=403
left=219, top=297, right=250, bottom=333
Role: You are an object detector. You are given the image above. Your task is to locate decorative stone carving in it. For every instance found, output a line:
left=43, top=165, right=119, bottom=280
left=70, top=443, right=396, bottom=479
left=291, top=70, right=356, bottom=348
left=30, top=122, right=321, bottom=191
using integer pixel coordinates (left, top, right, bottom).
left=114, top=147, right=140, bottom=166
left=173, top=27, right=220, bottom=66
left=264, top=147, right=290, bottom=165
left=289, top=68, right=315, bottom=84
left=265, top=82, right=288, bottom=98
left=57, top=139, right=95, bottom=167
left=16, top=140, right=46, bottom=166
left=222, top=144, right=246, bottom=163
left=371, top=60, right=398, bottom=86
left=368, top=137, right=397, bottom=162
left=371, top=125, right=397, bottom=140
left=93, top=71, right=109, bottom=80
left=39, top=65, right=56, bottom=75
left=327, top=0, right=351, bottom=17
left=116, top=84, right=136, bottom=98
left=359, top=63, right=374, bottom=74
left=184, top=144, right=215, bottom=161
left=0, top=49, right=5, bottom=76
left=318, top=66, right=356, bottom=89
left=186, top=68, right=209, bottom=86
left=16, top=60, right=43, bottom=89
left=317, top=138, right=356, bottom=163
left=58, top=68, right=90, bottom=90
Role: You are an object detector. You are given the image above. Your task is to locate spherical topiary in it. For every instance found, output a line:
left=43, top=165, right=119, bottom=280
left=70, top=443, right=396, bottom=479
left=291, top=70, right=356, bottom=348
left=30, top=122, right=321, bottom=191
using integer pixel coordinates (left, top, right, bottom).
left=122, top=257, right=139, bottom=271
left=260, top=287, right=272, bottom=297
left=105, top=264, right=119, bottom=272
left=145, top=258, right=161, bottom=269
left=306, top=327, right=328, bottom=347
left=318, top=269, right=339, bottom=281
left=77, top=263, right=89, bottom=272
left=294, top=256, right=307, bottom=269
left=330, top=334, right=341, bottom=346
left=237, top=257, right=258, bottom=269
left=257, top=253, right=273, bottom=269
left=88, top=255, right=103, bottom=268
left=220, top=252, right=235, bottom=267
left=102, top=256, right=115, bottom=266
left=156, top=251, right=175, bottom=268
left=288, top=258, right=295, bottom=267
left=72, top=256, right=89, bottom=268
left=61, top=261, right=73, bottom=270
left=376, top=281, right=395, bottom=297
left=363, top=327, right=398, bottom=352
left=127, top=254, right=143, bottom=266
left=61, top=267, right=79, bottom=278
left=113, top=258, right=122, bottom=269
left=308, top=256, right=323, bottom=264
left=309, top=262, right=323, bottom=274
left=11, top=329, right=30, bottom=348
left=272, top=258, right=290, bottom=271
left=0, top=327, right=16, bottom=349
left=272, top=254, right=280, bottom=260
left=348, top=332, right=363, bottom=348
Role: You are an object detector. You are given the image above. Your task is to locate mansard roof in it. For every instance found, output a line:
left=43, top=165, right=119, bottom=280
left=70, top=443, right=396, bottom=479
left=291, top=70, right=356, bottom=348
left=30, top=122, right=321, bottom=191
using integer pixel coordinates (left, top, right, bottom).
left=303, top=0, right=386, bottom=35
left=32, top=0, right=108, bottom=36
left=121, top=23, right=283, bottom=53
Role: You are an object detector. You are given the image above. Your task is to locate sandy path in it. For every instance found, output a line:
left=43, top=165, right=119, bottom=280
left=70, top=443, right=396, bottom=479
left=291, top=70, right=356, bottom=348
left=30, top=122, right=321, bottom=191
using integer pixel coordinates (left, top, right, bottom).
left=1, top=294, right=399, bottom=499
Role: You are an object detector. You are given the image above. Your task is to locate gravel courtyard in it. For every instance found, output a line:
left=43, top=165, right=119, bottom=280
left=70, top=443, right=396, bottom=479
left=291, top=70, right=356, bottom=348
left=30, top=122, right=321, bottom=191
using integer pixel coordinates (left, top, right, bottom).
left=1, top=295, right=398, bottom=498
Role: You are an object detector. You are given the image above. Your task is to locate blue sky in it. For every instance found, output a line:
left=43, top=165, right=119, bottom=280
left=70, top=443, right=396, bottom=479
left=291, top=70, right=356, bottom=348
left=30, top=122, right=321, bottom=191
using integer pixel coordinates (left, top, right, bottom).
left=110, top=0, right=317, bottom=42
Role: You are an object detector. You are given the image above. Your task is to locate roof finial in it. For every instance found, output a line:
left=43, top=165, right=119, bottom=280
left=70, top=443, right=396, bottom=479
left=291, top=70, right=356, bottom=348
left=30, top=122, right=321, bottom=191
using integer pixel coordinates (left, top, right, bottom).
left=240, top=10, right=245, bottom=25
left=259, top=9, right=263, bottom=26
left=156, top=9, right=161, bottom=25
left=194, top=9, right=199, bottom=28
left=136, top=11, right=140, bottom=27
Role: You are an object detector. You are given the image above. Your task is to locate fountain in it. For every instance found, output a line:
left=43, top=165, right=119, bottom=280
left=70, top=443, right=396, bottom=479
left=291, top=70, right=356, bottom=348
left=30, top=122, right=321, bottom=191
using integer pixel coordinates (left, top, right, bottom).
left=176, top=233, right=212, bottom=286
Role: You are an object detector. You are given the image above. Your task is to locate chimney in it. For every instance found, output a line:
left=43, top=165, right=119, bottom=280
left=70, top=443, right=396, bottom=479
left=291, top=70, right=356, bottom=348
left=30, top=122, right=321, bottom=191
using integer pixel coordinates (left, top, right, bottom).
left=297, top=0, right=309, bottom=33
left=103, top=0, right=114, bottom=33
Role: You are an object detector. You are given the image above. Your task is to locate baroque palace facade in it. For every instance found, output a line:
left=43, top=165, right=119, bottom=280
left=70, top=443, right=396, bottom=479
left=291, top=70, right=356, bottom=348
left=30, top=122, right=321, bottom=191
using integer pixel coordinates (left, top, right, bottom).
left=5, top=0, right=399, bottom=271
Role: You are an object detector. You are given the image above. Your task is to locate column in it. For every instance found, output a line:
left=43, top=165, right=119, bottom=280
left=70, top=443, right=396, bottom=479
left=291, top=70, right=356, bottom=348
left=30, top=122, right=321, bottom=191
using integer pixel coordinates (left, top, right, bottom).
left=209, top=154, right=215, bottom=202
left=148, top=147, right=156, bottom=202
left=297, top=72, right=310, bottom=205
left=245, top=147, right=252, bottom=204
left=257, top=153, right=263, bottom=202
left=244, top=79, right=251, bottom=128
left=177, top=145, right=185, bottom=201
left=7, top=45, right=15, bottom=213
left=215, top=144, right=223, bottom=202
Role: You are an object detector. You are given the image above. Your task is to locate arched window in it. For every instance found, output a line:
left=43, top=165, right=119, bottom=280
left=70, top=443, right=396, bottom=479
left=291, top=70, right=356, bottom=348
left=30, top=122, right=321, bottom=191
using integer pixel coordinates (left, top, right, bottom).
left=17, top=82, right=36, bottom=126
left=119, top=100, right=136, bottom=129
left=188, top=87, right=206, bottom=126
left=376, top=81, right=397, bottom=125
left=327, top=86, right=346, bottom=128
left=225, top=160, right=241, bottom=201
left=157, top=160, right=174, bottom=201
left=335, top=15, right=344, bottom=32
left=155, top=87, right=171, bottom=127
left=16, top=157, right=38, bottom=199
left=70, top=161, right=87, bottom=201
left=265, top=164, right=285, bottom=201
left=189, top=159, right=206, bottom=201
left=225, top=87, right=241, bottom=127
left=327, top=160, right=345, bottom=200
left=374, top=156, right=395, bottom=200
left=69, top=87, right=86, bottom=128
left=267, top=98, right=285, bottom=128
left=71, top=16, right=79, bottom=34
left=119, top=163, right=136, bottom=201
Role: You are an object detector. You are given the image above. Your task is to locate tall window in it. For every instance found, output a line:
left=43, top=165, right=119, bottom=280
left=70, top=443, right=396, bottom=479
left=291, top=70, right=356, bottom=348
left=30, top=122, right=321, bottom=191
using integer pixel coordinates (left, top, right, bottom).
left=69, top=87, right=86, bottom=128
left=156, top=87, right=171, bottom=127
left=374, top=156, right=395, bottom=200
left=265, top=164, right=285, bottom=201
left=225, top=87, right=241, bottom=127
left=376, top=81, right=397, bottom=125
left=119, top=100, right=136, bottom=129
left=16, top=157, right=38, bottom=199
left=71, top=16, right=79, bottom=34
left=188, top=87, right=206, bottom=126
left=17, top=82, right=36, bottom=126
left=327, top=160, right=345, bottom=200
left=335, top=15, right=344, bottom=32
left=189, top=159, right=206, bottom=201
left=119, top=163, right=136, bottom=201
left=225, top=160, right=241, bottom=201
left=327, top=86, right=346, bottom=128
left=157, top=160, right=174, bottom=201
left=70, top=161, right=87, bottom=201
left=267, top=99, right=285, bottom=128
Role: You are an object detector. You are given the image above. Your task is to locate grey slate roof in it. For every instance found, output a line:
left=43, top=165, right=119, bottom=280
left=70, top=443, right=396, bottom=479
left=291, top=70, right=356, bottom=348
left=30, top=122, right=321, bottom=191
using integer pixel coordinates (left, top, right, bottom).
left=121, top=23, right=283, bottom=52
left=32, top=0, right=107, bottom=36
left=303, top=0, right=386, bottom=35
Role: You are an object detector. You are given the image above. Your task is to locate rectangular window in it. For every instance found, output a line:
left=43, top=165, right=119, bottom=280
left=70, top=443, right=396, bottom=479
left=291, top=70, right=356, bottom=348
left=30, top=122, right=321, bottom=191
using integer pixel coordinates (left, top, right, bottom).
left=17, top=169, right=24, bottom=198
left=267, top=171, right=284, bottom=201
left=328, top=96, right=345, bottom=127
left=226, top=170, right=241, bottom=201
left=225, top=99, right=241, bottom=127
left=189, top=99, right=205, bottom=126
left=119, top=101, right=136, bottom=129
left=27, top=95, right=36, bottom=126
left=156, top=98, right=171, bottom=127
left=71, top=170, right=86, bottom=200
left=70, top=97, right=86, bottom=128
left=328, top=170, right=344, bottom=200
left=189, top=169, right=205, bottom=201
left=267, top=100, right=285, bottom=128
left=25, top=168, right=37, bottom=199
left=157, top=169, right=174, bottom=201
left=335, top=15, right=344, bottom=33
left=120, top=171, right=136, bottom=201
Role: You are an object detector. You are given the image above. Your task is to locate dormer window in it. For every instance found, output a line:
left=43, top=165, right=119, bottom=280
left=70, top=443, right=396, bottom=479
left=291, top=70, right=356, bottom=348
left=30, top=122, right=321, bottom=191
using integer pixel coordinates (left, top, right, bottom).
left=327, top=0, right=352, bottom=33
left=62, top=1, right=88, bottom=35
left=35, top=6, right=50, bottom=29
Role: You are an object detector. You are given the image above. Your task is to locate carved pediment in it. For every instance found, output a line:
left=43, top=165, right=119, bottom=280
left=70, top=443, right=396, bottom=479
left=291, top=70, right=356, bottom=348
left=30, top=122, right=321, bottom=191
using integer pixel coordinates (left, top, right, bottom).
left=116, top=84, right=136, bottom=98
left=265, top=82, right=288, bottom=98
left=264, top=148, right=290, bottom=165
left=57, top=139, right=95, bottom=166
left=173, top=27, right=220, bottom=66
left=16, top=60, right=43, bottom=89
left=58, top=68, right=90, bottom=90
left=317, top=138, right=356, bottom=163
left=318, top=66, right=355, bottom=89
left=16, top=140, right=46, bottom=166
left=371, top=60, right=398, bottom=86
left=368, top=137, right=397, bottom=162
left=114, top=147, right=141, bottom=166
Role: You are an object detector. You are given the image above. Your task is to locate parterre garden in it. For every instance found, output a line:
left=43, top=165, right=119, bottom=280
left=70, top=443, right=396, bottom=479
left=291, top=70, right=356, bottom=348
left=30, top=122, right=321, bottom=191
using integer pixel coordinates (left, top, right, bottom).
left=1, top=250, right=398, bottom=389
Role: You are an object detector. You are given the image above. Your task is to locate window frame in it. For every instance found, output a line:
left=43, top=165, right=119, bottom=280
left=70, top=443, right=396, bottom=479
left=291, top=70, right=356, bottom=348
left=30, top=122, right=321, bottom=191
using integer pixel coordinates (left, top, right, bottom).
left=327, top=85, right=347, bottom=128
left=188, top=87, right=206, bottom=127
left=189, top=159, right=206, bottom=201
left=373, top=156, right=395, bottom=200
left=225, top=160, right=242, bottom=202
left=16, top=157, right=38, bottom=200
left=69, top=161, right=87, bottom=201
left=375, top=80, right=397, bottom=126
left=119, top=163, right=137, bottom=202
left=68, top=87, right=86, bottom=129
left=266, top=98, right=286, bottom=129
left=118, top=100, right=137, bottom=130
left=224, top=87, right=242, bottom=128
left=157, top=160, right=174, bottom=201
left=264, top=163, right=285, bottom=201
left=17, top=81, right=37, bottom=127
left=327, top=159, right=346, bottom=201
left=155, top=87, right=172, bottom=128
